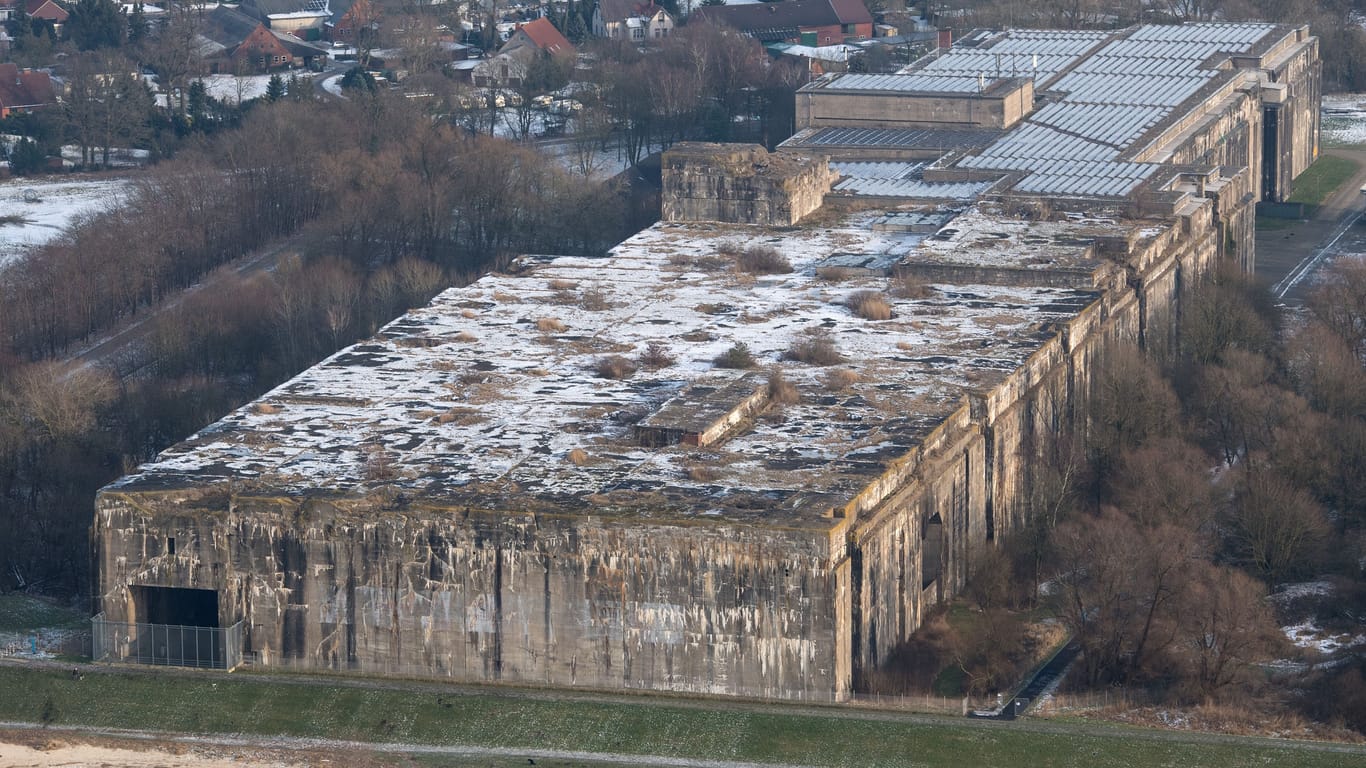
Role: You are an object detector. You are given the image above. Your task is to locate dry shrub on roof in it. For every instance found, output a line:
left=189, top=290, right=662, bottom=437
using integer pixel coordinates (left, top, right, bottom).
left=823, top=368, right=860, bottom=391
left=252, top=402, right=281, bottom=415
left=639, top=340, right=676, bottom=369
left=786, top=330, right=843, bottom=366
left=735, top=245, right=792, bottom=275
left=890, top=269, right=934, bottom=299
left=452, top=331, right=477, bottom=342
left=363, top=447, right=398, bottom=482
left=817, top=266, right=861, bottom=282
left=580, top=285, right=611, bottom=311
left=684, top=463, right=721, bottom=482
left=714, top=341, right=757, bottom=369
left=567, top=448, right=590, bottom=465
left=460, top=309, right=477, bottom=319
left=595, top=354, right=637, bottom=379
left=847, top=290, right=893, bottom=321
left=767, top=366, right=800, bottom=405
left=547, top=278, right=578, bottom=291
left=536, top=317, right=567, bottom=333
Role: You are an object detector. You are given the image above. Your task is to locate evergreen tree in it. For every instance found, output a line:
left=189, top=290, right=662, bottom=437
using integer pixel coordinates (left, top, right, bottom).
left=566, top=10, right=589, bottom=43
left=8, top=138, right=47, bottom=175
left=68, top=0, right=127, bottom=50
left=265, top=73, right=286, bottom=102
left=128, top=2, right=149, bottom=45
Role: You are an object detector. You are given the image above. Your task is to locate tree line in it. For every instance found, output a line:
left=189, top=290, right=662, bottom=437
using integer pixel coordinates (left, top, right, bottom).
left=939, top=261, right=1366, bottom=728
left=0, top=92, right=636, bottom=596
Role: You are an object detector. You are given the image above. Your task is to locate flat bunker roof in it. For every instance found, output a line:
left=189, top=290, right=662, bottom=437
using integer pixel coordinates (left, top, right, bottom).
left=111, top=209, right=1121, bottom=528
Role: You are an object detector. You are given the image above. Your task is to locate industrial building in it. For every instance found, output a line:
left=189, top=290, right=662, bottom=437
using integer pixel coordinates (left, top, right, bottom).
left=94, top=22, right=1319, bottom=700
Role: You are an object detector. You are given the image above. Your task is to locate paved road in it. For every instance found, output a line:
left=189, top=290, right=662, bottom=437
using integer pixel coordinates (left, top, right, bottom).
left=1256, top=147, right=1366, bottom=303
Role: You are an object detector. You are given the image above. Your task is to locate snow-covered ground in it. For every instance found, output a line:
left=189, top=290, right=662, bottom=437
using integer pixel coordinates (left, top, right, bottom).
left=1321, top=93, right=1366, bottom=146
left=0, top=176, right=135, bottom=270
left=198, top=72, right=315, bottom=104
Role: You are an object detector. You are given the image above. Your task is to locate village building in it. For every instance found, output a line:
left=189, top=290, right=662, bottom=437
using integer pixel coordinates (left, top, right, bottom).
left=0, top=62, right=55, bottom=117
left=591, top=0, right=674, bottom=43
left=195, top=5, right=328, bottom=72
left=473, top=17, right=572, bottom=87
left=693, top=0, right=873, bottom=46
left=94, top=22, right=1319, bottom=701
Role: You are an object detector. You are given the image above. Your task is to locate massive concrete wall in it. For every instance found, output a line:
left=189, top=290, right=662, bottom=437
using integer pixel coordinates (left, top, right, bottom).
left=95, top=495, right=841, bottom=699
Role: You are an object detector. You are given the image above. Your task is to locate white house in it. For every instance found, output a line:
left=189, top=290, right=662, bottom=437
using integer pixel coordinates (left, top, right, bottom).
left=591, top=0, right=673, bottom=42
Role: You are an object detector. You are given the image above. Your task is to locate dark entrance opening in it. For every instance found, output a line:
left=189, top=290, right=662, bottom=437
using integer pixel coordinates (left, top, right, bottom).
left=1262, top=106, right=1280, bottom=201
left=922, top=512, right=943, bottom=590
left=128, top=585, right=223, bottom=667
left=133, top=585, right=218, bottom=627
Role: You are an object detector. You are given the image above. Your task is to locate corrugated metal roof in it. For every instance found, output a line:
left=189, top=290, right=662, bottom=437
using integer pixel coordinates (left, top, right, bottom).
left=818, top=73, right=992, bottom=93
left=833, top=177, right=995, bottom=199
left=830, top=161, right=928, bottom=179
left=933, top=22, right=1282, bottom=198
left=791, top=126, right=1003, bottom=150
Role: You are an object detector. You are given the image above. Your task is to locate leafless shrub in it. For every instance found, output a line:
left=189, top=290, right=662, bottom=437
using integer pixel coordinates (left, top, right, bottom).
left=767, top=366, right=800, bottom=405
left=685, top=463, right=721, bottom=482
left=252, top=402, right=281, bottom=415
left=547, top=279, right=578, bottom=291
left=847, top=290, right=893, bottom=320
left=363, top=447, right=397, bottom=482
left=896, top=341, right=915, bottom=352
left=434, top=407, right=486, bottom=425
left=536, top=317, right=566, bottom=333
left=492, top=290, right=516, bottom=303
left=890, top=269, right=934, bottom=299
left=816, top=266, right=860, bottom=281
left=580, top=285, right=610, bottom=311
left=595, top=354, right=637, bottom=379
left=639, top=340, right=676, bottom=369
left=714, top=341, right=757, bottom=369
left=460, top=309, right=477, bottom=319
left=430, top=359, right=457, bottom=372
left=567, top=448, right=590, bottom=465
left=823, top=368, right=859, bottom=391
left=786, top=330, right=843, bottom=366
left=735, top=245, right=792, bottom=275
left=452, top=331, right=477, bottom=342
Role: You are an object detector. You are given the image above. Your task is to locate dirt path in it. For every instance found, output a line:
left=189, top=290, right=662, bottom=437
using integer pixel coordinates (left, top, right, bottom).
left=60, top=238, right=300, bottom=378
left=1256, top=147, right=1366, bottom=302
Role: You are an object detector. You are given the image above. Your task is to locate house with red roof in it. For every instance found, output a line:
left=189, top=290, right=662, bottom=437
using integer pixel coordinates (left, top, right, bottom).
left=693, top=0, right=872, bottom=46
left=500, top=17, right=572, bottom=58
left=592, top=0, right=673, bottom=43
left=0, top=62, right=56, bottom=118
left=474, top=16, right=574, bottom=86
left=24, top=0, right=68, bottom=24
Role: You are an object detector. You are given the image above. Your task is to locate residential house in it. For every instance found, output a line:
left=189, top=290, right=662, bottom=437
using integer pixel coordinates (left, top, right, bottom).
left=693, top=0, right=872, bottom=46
left=326, top=0, right=377, bottom=44
left=501, top=17, right=573, bottom=57
left=592, top=0, right=673, bottom=43
left=0, top=62, right=56, bottom=117
left=240, top=0, right=330, bottom=40
left=196, top=6, right=328, bottom=73
left=473, top=18, right=573, bottom=87
left=23, top=0, right=67, bottom=24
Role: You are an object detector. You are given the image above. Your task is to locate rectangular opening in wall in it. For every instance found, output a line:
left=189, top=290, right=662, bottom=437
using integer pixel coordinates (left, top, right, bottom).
left=123, top=585, right=226, bottom=668
left=132, top=585, right=218, bottom=627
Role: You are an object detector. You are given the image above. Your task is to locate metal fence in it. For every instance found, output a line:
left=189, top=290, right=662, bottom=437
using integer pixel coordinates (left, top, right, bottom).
left=91, top=613, right=243, bottom=670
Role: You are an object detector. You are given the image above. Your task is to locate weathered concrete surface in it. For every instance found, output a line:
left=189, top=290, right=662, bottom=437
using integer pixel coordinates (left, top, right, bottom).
left=661, top=143, right=836, bottom=226
left=96, top=494, right=840, bottom=699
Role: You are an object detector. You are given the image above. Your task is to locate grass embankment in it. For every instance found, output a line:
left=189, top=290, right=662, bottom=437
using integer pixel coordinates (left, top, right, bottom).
left=0, top=595, right=86, bottom=634
left=0, top=665, right=1361, bottom=768
left=1289, top=154, right=1362, bottom=208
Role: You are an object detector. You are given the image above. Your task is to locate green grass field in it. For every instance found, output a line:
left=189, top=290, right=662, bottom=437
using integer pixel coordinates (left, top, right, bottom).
left=0, top=664, right=1361, bottom=768
left=1289, top=155, right=1362, bottom=208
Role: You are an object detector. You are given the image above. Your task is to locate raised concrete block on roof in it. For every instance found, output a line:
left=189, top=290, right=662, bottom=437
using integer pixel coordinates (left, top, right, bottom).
left=661, top=143, right=836, bottom=226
